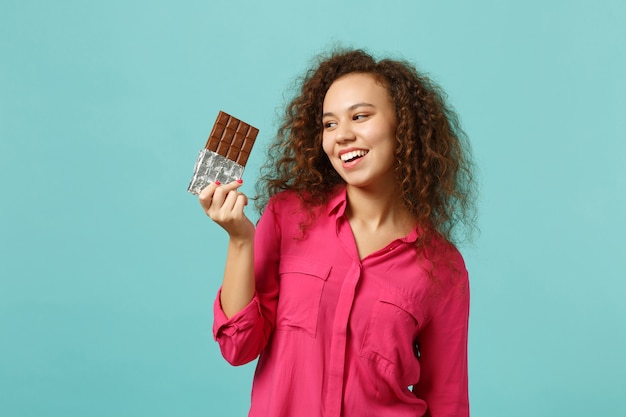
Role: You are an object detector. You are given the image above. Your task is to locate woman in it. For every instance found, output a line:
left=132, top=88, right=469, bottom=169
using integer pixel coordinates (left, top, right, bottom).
left=199, top=48, right=476, bottom=417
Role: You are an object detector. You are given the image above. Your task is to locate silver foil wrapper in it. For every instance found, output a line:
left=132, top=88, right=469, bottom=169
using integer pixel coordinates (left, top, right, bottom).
left=187, top=149, right=245, bottom=195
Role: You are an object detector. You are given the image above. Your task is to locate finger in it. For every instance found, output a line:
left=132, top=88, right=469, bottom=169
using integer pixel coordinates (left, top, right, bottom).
left=220, top=189, right=241, bottom=213
left=198, top=182, right=219, bottom=210
left=233, top=193, right=249, bottom=212
left=216, top=179, right=244, bottom=195
left=212, top=180, right=245, bottom=208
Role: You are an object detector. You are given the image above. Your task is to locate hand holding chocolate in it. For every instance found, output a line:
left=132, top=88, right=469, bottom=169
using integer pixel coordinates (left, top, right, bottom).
left=188, top=111, right=259, bottom=195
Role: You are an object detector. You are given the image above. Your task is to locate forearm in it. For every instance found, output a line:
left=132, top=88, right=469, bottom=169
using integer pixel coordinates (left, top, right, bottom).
left=220, top=236, right=255, bottom=318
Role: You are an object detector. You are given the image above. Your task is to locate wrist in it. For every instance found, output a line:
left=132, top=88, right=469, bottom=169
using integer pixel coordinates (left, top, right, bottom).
left=228, top=234, right=254, bottom=249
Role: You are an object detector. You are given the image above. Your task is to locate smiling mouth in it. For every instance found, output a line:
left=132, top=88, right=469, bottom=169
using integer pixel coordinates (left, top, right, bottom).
left=340, top=150, right=368, bottom=163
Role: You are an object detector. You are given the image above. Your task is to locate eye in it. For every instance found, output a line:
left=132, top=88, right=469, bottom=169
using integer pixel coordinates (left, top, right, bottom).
left=353, top=113, right=369, bottom=121
left=323, top=120, right=337, bottom=129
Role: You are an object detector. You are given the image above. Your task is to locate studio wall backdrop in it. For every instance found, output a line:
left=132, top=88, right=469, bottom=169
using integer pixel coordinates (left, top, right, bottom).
left=1, top=0, right=625, bottom=416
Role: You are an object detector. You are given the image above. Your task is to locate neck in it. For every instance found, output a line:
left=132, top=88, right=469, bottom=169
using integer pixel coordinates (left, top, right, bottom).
left=345, top=183, right=415, bottom=232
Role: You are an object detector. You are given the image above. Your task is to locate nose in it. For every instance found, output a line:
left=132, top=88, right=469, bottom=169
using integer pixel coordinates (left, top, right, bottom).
left=335, top=123, right=355, bottom=143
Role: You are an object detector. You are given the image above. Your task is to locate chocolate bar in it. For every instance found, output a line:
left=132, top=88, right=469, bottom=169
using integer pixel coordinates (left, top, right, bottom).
left=188, top=111, right=259, bottom=195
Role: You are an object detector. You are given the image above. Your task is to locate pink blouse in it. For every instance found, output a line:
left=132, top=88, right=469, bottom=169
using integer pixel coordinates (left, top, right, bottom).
left=213, top=188, right=470, bottom=417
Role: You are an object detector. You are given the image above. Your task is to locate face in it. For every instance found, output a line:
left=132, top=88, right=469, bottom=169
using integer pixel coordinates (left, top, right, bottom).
left=321, top=72, right=398, bottom=190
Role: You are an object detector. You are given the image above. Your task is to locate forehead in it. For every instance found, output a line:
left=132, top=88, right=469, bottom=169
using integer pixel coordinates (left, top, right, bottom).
left=323, top=73, right=391, bottom=108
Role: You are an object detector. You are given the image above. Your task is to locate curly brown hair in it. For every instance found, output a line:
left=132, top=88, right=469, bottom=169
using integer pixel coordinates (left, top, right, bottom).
left=256, top=48, right=476, bottom=248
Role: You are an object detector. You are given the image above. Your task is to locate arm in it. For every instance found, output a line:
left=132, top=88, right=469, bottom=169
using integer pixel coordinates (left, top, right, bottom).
left=414, top=268, right=470, bottom=417
left=199, top=181, right=280, bottom=365
left=199, top=180, right=255, bottom=318
left=220, top=236, right=255, bottom=318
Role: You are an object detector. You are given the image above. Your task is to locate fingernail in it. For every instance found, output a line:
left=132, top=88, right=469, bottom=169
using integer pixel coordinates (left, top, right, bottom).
left=215, top=180, right=221, bottom=185
left=236, top=179, right=243, bottom=184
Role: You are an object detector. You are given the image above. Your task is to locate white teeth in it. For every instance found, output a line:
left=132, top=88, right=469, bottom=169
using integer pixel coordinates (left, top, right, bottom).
left=340, top=150, right=368, bottom=162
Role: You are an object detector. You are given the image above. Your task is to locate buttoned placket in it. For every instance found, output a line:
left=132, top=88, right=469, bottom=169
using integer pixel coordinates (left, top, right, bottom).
left=320, top=214, right=357, bottom=417
left=323, top=210, right=367, bottom=417
left=322, top=197, right=420, bottom=416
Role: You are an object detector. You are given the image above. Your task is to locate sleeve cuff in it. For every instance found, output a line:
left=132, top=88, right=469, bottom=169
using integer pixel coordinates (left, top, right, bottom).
left=212, top=288, right=261, bottom=339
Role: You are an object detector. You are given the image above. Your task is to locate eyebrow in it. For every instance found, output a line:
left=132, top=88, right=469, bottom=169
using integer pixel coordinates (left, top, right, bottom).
left=322, top=102, right=375, bottom=119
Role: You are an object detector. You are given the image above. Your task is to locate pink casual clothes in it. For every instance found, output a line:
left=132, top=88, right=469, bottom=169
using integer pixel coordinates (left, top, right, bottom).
left=213, top=187, right=470, bottom=417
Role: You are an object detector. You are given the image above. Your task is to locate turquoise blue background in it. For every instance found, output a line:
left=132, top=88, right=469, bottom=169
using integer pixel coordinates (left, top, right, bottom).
left=1, top=0, right=625, bottom=415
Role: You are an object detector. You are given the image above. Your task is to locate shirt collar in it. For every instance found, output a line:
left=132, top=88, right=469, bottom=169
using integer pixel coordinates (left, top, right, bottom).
left=401, top=226, right=419, bottom=244
left=326, top=186, right=348, bottom=218
left=326, top=186, right=420, bottom=244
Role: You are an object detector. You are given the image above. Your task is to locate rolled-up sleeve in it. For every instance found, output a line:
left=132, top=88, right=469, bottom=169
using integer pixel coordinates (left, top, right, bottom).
left=211, top=200, right=281, bottom=366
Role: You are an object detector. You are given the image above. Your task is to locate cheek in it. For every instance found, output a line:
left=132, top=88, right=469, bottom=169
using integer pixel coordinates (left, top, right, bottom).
left=321, top=135, right=334, bottom=158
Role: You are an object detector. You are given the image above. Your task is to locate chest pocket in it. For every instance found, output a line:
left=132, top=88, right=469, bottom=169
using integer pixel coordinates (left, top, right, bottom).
left=276, top=256, right=331, bottom=337
left=360, top=289, right=424, bottom=379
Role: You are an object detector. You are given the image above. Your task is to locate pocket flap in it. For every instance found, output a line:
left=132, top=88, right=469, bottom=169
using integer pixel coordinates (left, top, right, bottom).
left=279, top=256, right=331, bottom=281
left=378, top=289, right=424, bottom=324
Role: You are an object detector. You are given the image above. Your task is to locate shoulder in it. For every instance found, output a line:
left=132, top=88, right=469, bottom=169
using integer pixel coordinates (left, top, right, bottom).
left=265, top=190, right=305, bottom=215
left=265, top=187, right=343, bottom=219
left=424, top=234, right=469, bottom=295
left=261, top=190, right=313, bottom=232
